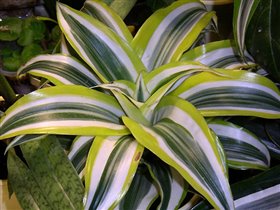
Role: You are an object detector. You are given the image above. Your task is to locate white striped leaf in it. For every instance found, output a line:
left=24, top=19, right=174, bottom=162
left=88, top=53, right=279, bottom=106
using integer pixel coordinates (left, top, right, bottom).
left=123, top=95, right=234, bottom=210
left=0, top=85, right=129, bottom=140
left=144, top=158, right=188, bottom=210
left=233, top=0, right=261, bottom=57
left=178, top=194, right=201, bottom=210
left=82, top=0, right=133, bottom=42
left=170, top=69, right=280, bottom=118
left=141, top=63, right=219, bottom=121
left=208, top=119, right=270, bottom=170
left=17, top=54, right=101, bottom=87
left=68, top=136, right=94, bottom=177
left=180, top=40, right=256, bottom=69
left=144, top=61, right=209, bottom=94
left=57, top=2, right=146, bottom=83
left=132, top=0, right=215, bottom=71
left=84, top=135, right=144, bottom=209
left=232, top=165, right=280, bottom=210
left=116, top=164, right=159, bottom=210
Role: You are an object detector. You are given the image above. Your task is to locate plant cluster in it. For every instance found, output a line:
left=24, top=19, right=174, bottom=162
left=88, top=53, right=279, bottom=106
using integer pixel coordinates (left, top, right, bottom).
left=0, top=0, right=279, bottom=210
left=0, top=16, right=60, bottom=74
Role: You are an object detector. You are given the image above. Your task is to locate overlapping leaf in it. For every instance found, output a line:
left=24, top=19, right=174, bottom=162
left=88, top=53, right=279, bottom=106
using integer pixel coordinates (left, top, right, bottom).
left=84, top=135, right=143, bottom=209
left=233, top=0, right=261, bottom=56
left=180, top=40, right=256, bottom=69
left=170, top=69, right=280, bottom=118
left=0, top=85, right=129, bottom=140
left=68, top=136, right=94, bottom=177
left=232, top=165, right=280, bottom=209
left=17, top=54, right=101, bottom=87
left=116, top=164, right=159, bottom=210
left=208, top=119, right=270, bottom=170
left=82, top=0, right=133, bottom=42
left=123, top=95, right=234, bottom=210
left=57, top=2, right=145, bottom=82
left=132, top=0, right=215, bottom=71
left=144, top=158, right=188, bottom=210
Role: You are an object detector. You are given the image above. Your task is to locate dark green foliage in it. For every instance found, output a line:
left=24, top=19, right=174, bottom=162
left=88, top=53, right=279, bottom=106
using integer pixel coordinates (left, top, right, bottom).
left=246, top=0, right=280, bottom=82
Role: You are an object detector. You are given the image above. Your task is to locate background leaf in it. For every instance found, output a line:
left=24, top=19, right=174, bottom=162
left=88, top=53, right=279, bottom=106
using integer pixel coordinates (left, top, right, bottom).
left=245, top=0, right=280, bottom=82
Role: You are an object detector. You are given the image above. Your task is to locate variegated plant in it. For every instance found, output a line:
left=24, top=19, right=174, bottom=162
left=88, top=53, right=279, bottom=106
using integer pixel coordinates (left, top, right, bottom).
left=1, top=0, right=280, bottom=209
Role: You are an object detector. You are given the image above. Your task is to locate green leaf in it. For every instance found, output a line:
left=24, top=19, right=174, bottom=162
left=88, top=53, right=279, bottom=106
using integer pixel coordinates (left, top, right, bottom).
left=107, top=0, right=137, bottom=19
left=17, top=17, right=46, bottom=46
left=0, top=17, right=22, bottom=41
left=170, top=69, right=280, bottom=118
left=84, top=135, right=144, bottom=209
left=232, top=165, right=280, bottom=209
left=116, top=164, right=159, bottom=210
left=208, top=119, right=270, bottom=170
left=82, top=0, right=133, bottom=42
left=18, top=54, right=101, bottom=87
left=245, top=0, right=280, bottom=82
left=20, top=135, right=84, bottom=210
left=0, top=85, right=129, bottom=140
left=180, top=40, right=256, bottom=69
left=7, top=150, right=51, bottom=210
left=57, top=2, right=145, bottom=82
left=132, top=0, right=215, bottom=71
left=21, top=43, right=44, bottom=63
left=233, top=0, right=260, bottom=56
left=2, top=56, right=22, bottom=72
left=123, top=95, right=234, bottom=210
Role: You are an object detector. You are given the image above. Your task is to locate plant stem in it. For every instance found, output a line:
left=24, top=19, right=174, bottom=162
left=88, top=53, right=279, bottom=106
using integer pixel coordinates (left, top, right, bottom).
left=0, top=74, right=17, bottom=106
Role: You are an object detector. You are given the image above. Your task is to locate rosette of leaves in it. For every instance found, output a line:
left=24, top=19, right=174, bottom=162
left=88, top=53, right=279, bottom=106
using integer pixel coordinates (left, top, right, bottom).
left=1, top=0, right=280, bottom=209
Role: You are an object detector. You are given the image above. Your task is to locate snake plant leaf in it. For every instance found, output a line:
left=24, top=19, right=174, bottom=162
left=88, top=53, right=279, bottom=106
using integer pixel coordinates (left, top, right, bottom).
left=68, top=136, right=94, bottom=177
left=208, top=119, right=270, bottom=170
left=57, top=2, right=146, bottom=83
left=84, top=135, right=144, bottom=209
left=82, top=0, right=133, bottom=42
left=245, top=0, right=280, bottom=82
left=144, top=158, right=188, bottom=210
left=7, top=150, right=51, bottom=210
left=123, top=95, right=234, bottom=210
left=20, top=135, right=85, bottom=210
left=17, top=54, right=101, bottom=87
left=0, top=85, right=129, bottom=140
left=132, top=0, right=215, bottom=71
left=232, top=165, right=280, bottom=209
left=170, top=69, right=280, bottom=119
left=233, top=0, right=260, bottom=57
left=116, top=164, right=159, bottom=210
left=180, top=40, right=256, bottom=69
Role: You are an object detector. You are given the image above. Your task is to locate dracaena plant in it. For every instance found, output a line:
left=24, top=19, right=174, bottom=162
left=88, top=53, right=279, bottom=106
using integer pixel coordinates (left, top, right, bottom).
left=1, top=0, right=280, bottom=209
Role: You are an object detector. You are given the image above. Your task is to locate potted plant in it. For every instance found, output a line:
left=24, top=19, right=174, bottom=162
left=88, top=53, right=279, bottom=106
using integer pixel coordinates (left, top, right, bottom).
left=0, top=0, right=279, bottom=209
